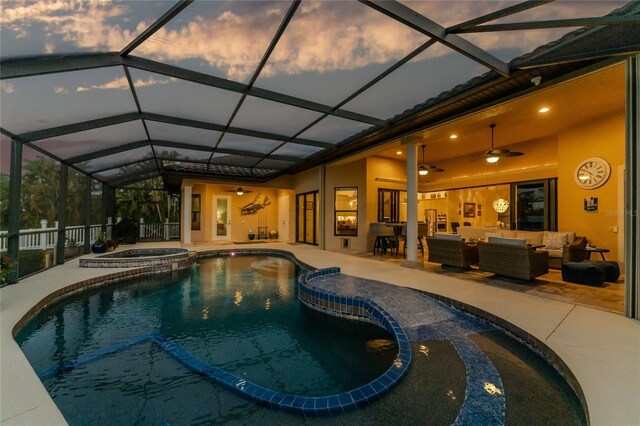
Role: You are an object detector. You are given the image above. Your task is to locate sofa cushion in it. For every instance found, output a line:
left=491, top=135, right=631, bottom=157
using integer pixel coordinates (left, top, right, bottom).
left=501, top=230, right=518, bottom=238
left=517, top=230, right=544, bottom=245
left=488, top=236, right=527, bottom=246
left=544, top=249, right=563, bottom=258
left=435, top=233, right=462, bottom=241
left=543, top=232, right=568, bottom=249
left=485, top=232, right=503, bottom=239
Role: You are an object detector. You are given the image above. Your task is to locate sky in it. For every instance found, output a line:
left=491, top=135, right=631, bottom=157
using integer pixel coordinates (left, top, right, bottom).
left=0, top=0, right=631, bottom=176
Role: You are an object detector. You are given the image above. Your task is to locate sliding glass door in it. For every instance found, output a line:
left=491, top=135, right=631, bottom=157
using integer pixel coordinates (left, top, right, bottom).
left=296, top=191, right=319, bottom=245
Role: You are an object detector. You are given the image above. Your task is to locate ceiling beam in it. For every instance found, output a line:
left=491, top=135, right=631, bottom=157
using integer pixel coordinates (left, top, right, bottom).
left=360, top=0, right=510, bottom=77
left=120, top=0, right=193, bottom=56
left=123, top=56, right=386, bottom=127
left=450, top=16, right=640, bottom=34
left=447, top=0, right=554, bottom=33
left=67, top=139, right=302, bottom=165
left=142, top=112, right=335, bottom=149
left=0, top=53, right=122, bottom=80
left=89, top=157, right=156, bottom=175
left=19, top=113, right=140, bottom=143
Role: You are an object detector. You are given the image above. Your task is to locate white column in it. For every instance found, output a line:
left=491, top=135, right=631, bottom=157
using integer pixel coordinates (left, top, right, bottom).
left=183, top=185, right=192, bottom=245
left=139, top=217, right=145, bottom=238
left=404, top=139, right=419, bottom=263
left=164, top=217, right=170, bottom=241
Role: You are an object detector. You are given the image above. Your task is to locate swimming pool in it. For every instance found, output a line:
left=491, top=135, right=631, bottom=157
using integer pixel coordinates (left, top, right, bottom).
left=15, top=250, right=586, bottom=425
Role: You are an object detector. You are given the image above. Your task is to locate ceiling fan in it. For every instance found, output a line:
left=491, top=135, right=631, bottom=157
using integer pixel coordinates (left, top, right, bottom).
left=418, top=144, right=445, bottom=175
left=479, top=123, right=524, bottom=163
left=226, top=187, right=252, bottom=195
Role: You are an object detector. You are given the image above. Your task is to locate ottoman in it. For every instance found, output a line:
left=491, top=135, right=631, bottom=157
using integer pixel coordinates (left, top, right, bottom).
left=562, top=262, right=605, bottom=285
left=583, top=260, right=620, bottom=283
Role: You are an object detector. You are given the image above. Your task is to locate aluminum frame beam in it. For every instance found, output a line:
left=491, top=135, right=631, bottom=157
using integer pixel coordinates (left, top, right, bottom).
left=83, top=174, right=92, bottom=254
left=625, top=53, right=640, bottom=319
left=451, top=16, right=640, bottom=34
left=18, top=112, right=334, bottom=150
left=120, top=0, right=193, bottom=56
left=447, top=0, right=554, bottom=32
left=56, top=164, right=68, bottom=265
left=6, top=139, right=22, bottom=283
left=361, top=0, right=510, bottom=77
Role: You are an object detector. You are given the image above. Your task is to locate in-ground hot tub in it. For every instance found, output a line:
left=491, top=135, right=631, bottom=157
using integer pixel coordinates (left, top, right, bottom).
left=80, top=248, right=190, bottom=268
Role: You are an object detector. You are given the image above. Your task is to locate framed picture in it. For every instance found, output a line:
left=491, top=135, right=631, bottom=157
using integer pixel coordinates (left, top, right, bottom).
left=584, top=197, right=598, bottom=212
left=463, top=202, right=476, bottom=218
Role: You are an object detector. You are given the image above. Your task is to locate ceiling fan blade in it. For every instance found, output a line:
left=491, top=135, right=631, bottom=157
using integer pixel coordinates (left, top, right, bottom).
left=488, top=149, right=510, bottom=156
left=503, top=151, right=524, bottom=157
left=432, top=167, right=445, bottom=172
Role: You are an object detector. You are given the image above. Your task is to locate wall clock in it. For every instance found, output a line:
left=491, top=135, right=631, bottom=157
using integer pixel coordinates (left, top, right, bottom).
left=574, top=157, right=610, bottom=189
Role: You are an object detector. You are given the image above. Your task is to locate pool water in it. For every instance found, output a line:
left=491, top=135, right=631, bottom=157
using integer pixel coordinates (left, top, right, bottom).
left=15, top=256, right=398, bottom=425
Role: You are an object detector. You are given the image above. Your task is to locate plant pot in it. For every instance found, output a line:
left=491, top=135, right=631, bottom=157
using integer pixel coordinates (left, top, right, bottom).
left=248, top=233, right=256, bottom=240
left=91, top=243, right=107, bottom=254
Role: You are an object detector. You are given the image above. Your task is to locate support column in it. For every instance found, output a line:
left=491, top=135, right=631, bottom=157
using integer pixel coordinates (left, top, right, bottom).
left=182, top=185, right=192, bottom=245
left=83, top=174, right=92, bottom=254
left=402, top=139, right=420, bottom=267
left=102, top=183, right=110, bottom=232
left=625, top=54, right=640, bottom=320
left=6, top=139, right=22, bottom=283
left=56, top=164, right=68, bottom=265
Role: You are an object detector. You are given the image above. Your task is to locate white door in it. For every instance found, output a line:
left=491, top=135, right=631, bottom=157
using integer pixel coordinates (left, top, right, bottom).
left=278, top=195, right=290, bottom=241
left=212, top=195, right=231, bottom=240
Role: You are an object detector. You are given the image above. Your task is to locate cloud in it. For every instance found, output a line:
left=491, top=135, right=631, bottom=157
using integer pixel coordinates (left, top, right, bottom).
left=1, top=81, right=14, bottom=94
left=1, top=0, right=628, bottom=81
left=75, top=75, right=173, bottom=92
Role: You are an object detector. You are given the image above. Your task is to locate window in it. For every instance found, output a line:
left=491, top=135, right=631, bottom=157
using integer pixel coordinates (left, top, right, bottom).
left=512, top=179, right=557, bottom=231
left=377, top=188, right=407, bottom=222
left=335, top=187, right=358, bottom=236
left=191, top=194, right=201, bottom=231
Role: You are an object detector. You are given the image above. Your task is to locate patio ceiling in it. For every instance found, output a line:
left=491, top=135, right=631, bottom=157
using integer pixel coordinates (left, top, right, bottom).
left=1, top=0, right=639, bottom=188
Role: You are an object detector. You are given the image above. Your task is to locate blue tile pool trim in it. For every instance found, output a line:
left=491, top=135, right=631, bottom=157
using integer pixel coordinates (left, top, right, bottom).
left=80, top=248, right=192, bottom=269
left=297, top=267, right=413, bottom=414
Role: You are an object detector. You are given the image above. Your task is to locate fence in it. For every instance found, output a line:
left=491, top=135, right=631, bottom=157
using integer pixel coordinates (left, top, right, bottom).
left=0, top=219, right=180, bottom=252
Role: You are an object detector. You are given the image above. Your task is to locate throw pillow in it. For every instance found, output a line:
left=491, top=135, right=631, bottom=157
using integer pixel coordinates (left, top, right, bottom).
left=543, top=232, right=568, bottom=250
left=487, top=236, right=526, bottom=246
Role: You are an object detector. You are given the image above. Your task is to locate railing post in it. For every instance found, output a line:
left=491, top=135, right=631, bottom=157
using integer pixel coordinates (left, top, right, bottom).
left=164, top=218, right=169, bottom=241
left=139, top=218, right=145, bottom=239
left=40, top=219, right=48, bottom=250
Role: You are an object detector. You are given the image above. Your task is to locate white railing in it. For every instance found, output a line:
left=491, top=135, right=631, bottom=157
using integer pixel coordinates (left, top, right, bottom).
left=138, top=219, right=180, bottom=240
left=0, top=219, right=180, bottom=252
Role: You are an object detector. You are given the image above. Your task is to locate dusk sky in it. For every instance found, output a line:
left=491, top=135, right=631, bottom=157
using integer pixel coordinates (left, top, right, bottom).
left=0, top=0, right=630, bottom=177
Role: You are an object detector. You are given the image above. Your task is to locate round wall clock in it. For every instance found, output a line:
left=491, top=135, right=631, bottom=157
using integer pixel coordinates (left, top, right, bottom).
left=574, top=157, right=611, bottom=189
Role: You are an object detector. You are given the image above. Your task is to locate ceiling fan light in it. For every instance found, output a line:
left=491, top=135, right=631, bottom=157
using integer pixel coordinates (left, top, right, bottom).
left=418, top=165, right=429, bottom=175
left=236, top=187, right=244, bottom=195
left=486, top=156, right=500, bottom=164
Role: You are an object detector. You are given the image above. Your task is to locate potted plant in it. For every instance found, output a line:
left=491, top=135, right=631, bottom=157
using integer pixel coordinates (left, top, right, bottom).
left=106, top=239, right=119, bottom=252
left=91, top=232, right=108, bottom=254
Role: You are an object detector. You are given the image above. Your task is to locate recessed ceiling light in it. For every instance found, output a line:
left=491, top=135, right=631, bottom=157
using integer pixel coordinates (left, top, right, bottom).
left=396, top=151, right=402, bottom=155
left=450, top=134, right=458, bottom=140
left=538, top=107, right=550, bottom=113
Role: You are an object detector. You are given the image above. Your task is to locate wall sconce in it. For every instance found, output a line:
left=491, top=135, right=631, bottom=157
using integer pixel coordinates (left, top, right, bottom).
left=492, top=199, right=509, bottom=213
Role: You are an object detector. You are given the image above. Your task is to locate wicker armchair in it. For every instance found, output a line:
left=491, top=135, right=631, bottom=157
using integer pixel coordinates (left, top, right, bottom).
left=426, top=236, right=479, bottom=268
left=477, top=241, right=549, bottom=280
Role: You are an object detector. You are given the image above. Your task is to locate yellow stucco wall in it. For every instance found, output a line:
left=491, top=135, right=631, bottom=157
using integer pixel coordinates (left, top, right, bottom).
left=557, top=110, right=625, bottom=261
left=324, top=159, right=367, bottom=252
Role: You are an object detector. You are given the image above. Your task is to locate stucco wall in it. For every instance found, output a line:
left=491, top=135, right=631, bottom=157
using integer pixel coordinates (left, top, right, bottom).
left=557, top=110, right=625, bottom=262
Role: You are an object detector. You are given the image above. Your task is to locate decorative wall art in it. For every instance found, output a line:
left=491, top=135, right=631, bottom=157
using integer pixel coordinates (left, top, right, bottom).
left=463, top=203, right=476, bottom=218
left=240, top=193, right=271, bottom=215
left=584, top=197, right=598, bottom=212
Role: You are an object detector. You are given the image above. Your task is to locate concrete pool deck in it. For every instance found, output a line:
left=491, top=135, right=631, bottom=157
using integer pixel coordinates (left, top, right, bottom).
left=1, top=241, right=639, bottom=425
